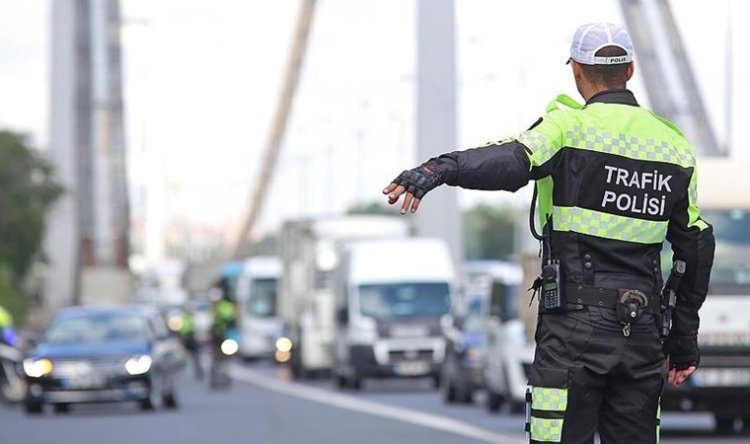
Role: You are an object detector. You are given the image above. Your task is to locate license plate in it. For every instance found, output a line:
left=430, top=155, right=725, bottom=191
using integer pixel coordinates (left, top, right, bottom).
left=694, top=369, right=750, bottom=387
left=64, top=376, right=106, bottom=389
left=396, top=362, right=430, bottom=376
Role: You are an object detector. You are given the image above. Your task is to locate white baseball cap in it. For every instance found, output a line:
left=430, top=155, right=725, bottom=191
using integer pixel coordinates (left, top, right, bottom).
left=568, top=23, right=634, bottom=65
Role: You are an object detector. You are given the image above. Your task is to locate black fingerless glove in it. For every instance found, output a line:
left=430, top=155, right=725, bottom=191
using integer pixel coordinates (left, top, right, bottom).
left=664, top=333, right=700, bottom=370
left=391, top=160, right=444, bottom=199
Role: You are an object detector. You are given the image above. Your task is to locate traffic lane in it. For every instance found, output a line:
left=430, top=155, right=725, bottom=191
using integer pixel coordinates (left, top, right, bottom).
left=0, top=371, right=499, bottom=444
left=246, top=362, right=749, bottom=444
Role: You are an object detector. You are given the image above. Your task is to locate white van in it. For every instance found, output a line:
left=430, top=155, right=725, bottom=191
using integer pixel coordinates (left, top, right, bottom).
left=278, top=216, right=410, bottom=378
left=235, top=256, right=282, bottom=360
left=332, top=238, right=455, bottom=389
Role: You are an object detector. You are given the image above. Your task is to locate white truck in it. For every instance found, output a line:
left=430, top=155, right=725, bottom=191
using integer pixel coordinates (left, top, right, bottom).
left=235, top=256, right=282, bottom=360
left=332, top=238, right=456, bottom=389
left=278, top=216, right=410, bottom=378
left=660, top=159, right=750, bottom=432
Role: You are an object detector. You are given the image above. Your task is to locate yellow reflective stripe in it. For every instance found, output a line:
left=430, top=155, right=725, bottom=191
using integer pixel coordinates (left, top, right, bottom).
left=686, top=167, right=708, bottom=230
left=553, top=206, right=668, bottom=244
left=530, top=417, right=564, bottom=442
left=531, top=387, right=568, bottom=412
left=518, top=130, right=552, bottom=155
left=564, top=125, right=695, bottom=168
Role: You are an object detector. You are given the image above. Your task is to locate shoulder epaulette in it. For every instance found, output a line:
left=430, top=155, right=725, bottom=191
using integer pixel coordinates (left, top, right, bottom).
left=546, top=94, right=584, bottom=113
left=648, top=111, right=686, bottom=138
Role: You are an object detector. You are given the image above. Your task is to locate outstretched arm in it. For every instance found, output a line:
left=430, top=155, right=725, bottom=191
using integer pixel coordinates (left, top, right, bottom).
left=382, top=140, right=536, bottom=213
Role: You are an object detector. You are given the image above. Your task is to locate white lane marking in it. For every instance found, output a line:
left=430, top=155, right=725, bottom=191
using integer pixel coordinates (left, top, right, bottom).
left=230, top=365, right=525, bottom=444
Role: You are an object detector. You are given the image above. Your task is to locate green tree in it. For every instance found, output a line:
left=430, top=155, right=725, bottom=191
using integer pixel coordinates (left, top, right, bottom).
left=0, top=131, right=63, bottom=324
left=249, top=234, right=278, bottom=256
left=463, top=204, right=517, bottom=260
left=346, top=201, right=399, bottom=216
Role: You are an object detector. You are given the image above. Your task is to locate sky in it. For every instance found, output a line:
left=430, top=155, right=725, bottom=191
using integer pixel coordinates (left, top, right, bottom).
left=0, top=0, right=747, bottom=247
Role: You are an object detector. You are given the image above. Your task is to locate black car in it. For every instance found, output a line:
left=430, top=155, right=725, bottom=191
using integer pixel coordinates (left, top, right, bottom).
left=23, top=305, right=186, bottom=414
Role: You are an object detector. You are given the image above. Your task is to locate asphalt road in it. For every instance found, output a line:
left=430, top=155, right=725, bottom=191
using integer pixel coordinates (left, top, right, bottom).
left=1, top=359, right=747, bottom=444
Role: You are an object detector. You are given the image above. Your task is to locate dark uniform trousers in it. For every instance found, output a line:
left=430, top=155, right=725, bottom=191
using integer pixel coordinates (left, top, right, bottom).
left=529, top=306, right=665, bottom=444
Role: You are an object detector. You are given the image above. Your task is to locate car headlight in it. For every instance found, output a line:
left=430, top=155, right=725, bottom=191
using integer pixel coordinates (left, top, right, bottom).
left=23, top=358, right=53, bottom=378
left=221, top=339, right=239, bottom=356
left=167, top=316, right=183, bottom=332
left=275, top=336, right=293, bottom=353
left=125, top=355, right=152, bottom=375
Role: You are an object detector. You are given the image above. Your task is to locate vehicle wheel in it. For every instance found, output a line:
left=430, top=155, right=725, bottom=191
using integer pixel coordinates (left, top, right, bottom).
left=460, top=387, right=474, bottom=404
left=163, top=390, right=178, bottom=409
left=431, top=373, right=441, bottom=389
left=350, top=373, right=363, bottom=391
left=715, top=415, right=739, bottom=434
left=485, top=389, right=504, bottom=413
left=442, top=377, right=457, bottom=404
left=24, top=400, right=43, bottom=415
left=162, top=377, right=178, bottom=409
left=334, top=372, right=348, bottom=390
left=140, top=387, right=159, bottom=411
left=53, top=403, right=71, bottom=414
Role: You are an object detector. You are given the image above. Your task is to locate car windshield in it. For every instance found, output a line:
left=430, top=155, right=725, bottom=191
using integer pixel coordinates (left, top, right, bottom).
left=358, top=282, right=451, bottom=319
left=44, top=312, right=151, bottom=344
left=247, top=278, right=278, bottom=317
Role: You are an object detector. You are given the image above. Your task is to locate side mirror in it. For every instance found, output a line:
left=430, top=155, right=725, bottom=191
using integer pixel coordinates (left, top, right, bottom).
left=336, top=307, right=349, bottom=325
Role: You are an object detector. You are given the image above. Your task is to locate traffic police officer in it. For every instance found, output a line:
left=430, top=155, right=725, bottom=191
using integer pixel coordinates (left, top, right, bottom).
left=383, top=23, right=715, bottom=443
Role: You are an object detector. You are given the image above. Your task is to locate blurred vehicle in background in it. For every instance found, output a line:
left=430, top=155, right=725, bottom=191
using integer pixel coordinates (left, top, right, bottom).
left=208, top=329, right=239, bottom=390
left=235, top=256, right=282, bottom=361
left=192, top=299, right=213, bottom=344
left=22, top=306, right=186, bottom=414
left=135, top=260, right=190, bottom=306
left=208, top=293, right=239, bottom=390
left=661, top=159, right=750, bottom=433
left=215, top=261, right=244, bottom=303
left=465, top=261, right=530, bottom=413
left=162, top=303, right=188, bottom=335
left=440, top=292, right=486, bottom=404
left=278, top=216, right=409, bottom=378
left=332, top=238, right=454, bottom=390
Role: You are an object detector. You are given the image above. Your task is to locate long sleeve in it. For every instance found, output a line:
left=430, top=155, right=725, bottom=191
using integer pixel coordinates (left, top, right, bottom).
left=666, top=166, right=716, bottom=338
left=434, top=140, right=532, bottom=192
left=432, top=114, right=567, bottom=191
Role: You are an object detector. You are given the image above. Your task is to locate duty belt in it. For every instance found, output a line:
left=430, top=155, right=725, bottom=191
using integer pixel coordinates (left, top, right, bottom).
left=564, top=284, right=655, bottom=313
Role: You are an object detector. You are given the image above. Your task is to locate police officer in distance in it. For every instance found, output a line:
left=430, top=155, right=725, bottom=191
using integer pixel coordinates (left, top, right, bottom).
left=383, top=23, right=715, bottom=444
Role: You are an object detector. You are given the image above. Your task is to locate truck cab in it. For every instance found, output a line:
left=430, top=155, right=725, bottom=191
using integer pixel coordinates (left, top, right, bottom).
left=278, top=216, right=409, bottom=378
left=332, top=238, right=455, bottom=390
left=660, top=159, right=750, bottom=433
left=235, top=256, right=282, bottom=360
